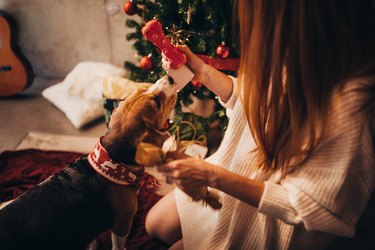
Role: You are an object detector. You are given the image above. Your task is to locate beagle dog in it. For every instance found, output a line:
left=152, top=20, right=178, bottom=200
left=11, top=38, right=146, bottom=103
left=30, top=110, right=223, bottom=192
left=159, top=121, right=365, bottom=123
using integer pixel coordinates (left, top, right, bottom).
left=0, top=75, right=178, bottom=250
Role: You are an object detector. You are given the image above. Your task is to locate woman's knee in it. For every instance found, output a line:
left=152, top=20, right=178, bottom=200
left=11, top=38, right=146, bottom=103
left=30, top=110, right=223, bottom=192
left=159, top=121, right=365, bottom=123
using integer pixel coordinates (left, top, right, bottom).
left=145, top=190, right=182, bottom=245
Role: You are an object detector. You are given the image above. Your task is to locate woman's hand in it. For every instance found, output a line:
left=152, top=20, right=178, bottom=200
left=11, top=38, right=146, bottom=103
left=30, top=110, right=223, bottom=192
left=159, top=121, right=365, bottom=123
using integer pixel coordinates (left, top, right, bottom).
left=162, top=45, right=234, bottom=102
left=156, top=158, right=216, bottom=186
left=156, top=158, right=220, bottom=191
left=157, top=157, right=265, bottom=208
left=162, top=45, right=208, bottom=84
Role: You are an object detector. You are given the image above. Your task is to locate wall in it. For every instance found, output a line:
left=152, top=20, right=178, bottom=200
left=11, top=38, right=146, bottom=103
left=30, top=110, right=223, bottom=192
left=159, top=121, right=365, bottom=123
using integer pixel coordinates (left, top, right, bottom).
left=0, top=0, right=139, bottom=78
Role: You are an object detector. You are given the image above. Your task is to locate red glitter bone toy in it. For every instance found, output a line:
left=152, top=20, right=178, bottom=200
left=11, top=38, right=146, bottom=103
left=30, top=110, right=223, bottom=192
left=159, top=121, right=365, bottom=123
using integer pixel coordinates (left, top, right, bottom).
left=142, top=19, right=187, bottom=70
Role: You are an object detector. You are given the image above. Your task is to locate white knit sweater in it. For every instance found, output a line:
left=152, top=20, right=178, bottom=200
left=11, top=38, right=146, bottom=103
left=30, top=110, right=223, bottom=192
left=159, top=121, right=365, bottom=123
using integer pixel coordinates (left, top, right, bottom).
left=175, top=77, right=375, bottom=249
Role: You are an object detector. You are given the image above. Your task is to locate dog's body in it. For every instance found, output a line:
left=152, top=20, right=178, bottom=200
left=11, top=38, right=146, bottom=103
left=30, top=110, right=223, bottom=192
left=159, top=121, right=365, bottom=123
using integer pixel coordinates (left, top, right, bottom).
left=0, top=76, right=178, bottom=250
left=0, top=157, right=113, bottom=250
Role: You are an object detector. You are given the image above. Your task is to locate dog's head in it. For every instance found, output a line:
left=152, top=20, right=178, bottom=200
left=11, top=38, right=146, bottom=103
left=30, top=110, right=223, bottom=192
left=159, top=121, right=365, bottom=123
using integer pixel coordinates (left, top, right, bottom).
left=103, top=75, right=178, bottom=164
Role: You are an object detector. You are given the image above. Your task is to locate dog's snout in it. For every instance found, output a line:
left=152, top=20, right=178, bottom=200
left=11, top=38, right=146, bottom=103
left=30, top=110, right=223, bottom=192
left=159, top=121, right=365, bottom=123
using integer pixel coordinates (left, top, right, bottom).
left=167, top=75, right=175, bottom=85
left=145, top=75, right=178, bottom=98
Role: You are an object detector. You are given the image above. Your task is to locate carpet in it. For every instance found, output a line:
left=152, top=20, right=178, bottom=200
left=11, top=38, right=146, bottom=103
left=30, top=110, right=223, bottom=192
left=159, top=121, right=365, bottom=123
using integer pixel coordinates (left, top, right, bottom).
left=16, top=131, right=98, bottom=153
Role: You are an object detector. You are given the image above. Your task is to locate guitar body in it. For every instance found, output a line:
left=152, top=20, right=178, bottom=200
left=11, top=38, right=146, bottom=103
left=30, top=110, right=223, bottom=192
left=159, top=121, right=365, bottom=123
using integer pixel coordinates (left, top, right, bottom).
left=0, top=11, right=34, bottom=96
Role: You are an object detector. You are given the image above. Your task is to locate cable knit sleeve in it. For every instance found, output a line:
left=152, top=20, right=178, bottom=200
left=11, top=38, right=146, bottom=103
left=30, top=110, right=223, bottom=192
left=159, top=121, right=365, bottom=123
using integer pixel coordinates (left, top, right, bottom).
left=258, top=83, right=375, bottom=237
left=218, top=76, right=238, bottom=118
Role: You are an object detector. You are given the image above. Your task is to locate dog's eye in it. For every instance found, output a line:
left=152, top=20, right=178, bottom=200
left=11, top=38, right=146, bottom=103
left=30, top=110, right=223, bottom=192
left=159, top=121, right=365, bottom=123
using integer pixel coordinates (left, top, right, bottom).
left=153, top=96, right=161, bottom=109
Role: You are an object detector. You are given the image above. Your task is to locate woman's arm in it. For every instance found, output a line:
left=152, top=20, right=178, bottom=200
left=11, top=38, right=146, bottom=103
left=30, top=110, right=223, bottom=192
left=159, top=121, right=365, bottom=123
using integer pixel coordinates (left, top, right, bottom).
left=212, top=165, right=265, bottom=208
left=203, top=64, right=234, bottom=103
left=156, top=158, right=264, bottom=208
left=170, top=45, right=234, bottom=102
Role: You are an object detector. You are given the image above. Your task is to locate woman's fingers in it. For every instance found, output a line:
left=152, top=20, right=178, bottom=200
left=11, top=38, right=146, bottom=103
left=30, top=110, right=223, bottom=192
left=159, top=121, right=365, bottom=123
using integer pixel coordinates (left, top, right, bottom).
left=156, top=163, right=190, bottom=179
left=156, top=159, right=212, bottom=185
left=175, top=45, right=190, bottom=53
left=157, top=158, right=193, bottom=172
left=161, top=53, right=172, bottom=70
left=175, top=45, right=197, bottom=63
left=155, top=163, right=172, bottom=173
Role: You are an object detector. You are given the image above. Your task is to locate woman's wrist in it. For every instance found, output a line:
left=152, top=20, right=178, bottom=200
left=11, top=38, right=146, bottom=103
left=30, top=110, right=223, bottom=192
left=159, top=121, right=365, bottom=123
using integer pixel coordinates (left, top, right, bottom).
left=202, top=64, right=214, bottom=86
left=205, top=162, right=265, bottom=208
left=202, top=65, right=233, bottom=102
left=206, top=163, right=226, bottom=189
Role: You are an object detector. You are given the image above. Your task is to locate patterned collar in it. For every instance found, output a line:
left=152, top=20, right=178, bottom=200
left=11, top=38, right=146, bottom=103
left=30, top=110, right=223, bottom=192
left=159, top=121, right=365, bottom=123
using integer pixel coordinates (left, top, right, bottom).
left=88, top=138, right=159, bottom=191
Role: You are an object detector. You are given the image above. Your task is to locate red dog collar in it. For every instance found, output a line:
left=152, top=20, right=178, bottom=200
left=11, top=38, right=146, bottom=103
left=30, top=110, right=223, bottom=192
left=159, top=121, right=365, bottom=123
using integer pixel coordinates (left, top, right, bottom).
left=88, top=138, right=159, bottom=191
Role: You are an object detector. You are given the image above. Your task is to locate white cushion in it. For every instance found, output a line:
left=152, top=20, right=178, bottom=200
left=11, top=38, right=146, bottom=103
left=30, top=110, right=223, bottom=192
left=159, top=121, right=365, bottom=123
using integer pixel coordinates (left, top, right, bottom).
left=42, top=61, right=126, bottom=128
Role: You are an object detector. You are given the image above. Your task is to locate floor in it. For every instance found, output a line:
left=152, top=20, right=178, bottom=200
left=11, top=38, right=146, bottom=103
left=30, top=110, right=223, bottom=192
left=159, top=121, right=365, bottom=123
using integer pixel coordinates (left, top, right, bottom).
left=0, top=76, right=106, bottom=152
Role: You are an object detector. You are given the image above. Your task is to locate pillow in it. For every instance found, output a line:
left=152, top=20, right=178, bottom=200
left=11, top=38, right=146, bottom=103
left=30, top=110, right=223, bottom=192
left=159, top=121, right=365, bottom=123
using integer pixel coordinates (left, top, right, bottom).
left=64, top=62, right=126, bottom=102
left=101, top=75, right=152, bottom=99
left=42, top=82, right=104, bottom=129
left=42, top=62, right=126, bottom=129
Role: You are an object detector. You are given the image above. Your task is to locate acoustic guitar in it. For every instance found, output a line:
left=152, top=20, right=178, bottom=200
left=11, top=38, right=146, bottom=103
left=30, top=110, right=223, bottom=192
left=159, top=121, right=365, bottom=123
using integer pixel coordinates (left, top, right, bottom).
left=0, top=11, right=34, bottom=96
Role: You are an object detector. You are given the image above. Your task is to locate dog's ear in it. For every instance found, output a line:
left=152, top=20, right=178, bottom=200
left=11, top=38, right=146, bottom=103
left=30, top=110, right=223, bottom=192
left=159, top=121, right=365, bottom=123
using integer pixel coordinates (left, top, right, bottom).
left=142, top=95, right=169, bottom=130
left=142, top=106, right=162, bottom=128
left=142, top=116, right=157, bottom=129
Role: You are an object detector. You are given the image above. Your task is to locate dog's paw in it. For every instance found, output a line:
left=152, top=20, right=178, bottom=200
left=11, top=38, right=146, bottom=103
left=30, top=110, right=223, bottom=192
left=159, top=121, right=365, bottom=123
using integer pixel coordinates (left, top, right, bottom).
left=86, top=239, right=99, bottom=250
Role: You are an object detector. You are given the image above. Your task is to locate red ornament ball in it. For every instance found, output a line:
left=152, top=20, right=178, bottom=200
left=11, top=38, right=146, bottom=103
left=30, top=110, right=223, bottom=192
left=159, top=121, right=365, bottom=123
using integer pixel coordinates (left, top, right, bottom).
left=191, top=81, right=203, bottom=89
left=140, top=56, right=153, bottom=70
left=216, top=43, right=230, bottom=59
left=123, top=0, right=137, bottom=15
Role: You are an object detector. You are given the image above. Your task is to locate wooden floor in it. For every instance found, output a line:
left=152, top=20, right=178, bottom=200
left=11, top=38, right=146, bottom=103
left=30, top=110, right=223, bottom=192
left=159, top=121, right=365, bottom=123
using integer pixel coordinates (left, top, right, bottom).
left=0, top=76, right=106, bottom=152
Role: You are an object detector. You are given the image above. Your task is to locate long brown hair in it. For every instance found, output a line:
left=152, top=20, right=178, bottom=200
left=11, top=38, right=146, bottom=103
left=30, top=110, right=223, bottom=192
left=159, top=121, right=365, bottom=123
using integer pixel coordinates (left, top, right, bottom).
left=234, top=0, right=375, bottom=172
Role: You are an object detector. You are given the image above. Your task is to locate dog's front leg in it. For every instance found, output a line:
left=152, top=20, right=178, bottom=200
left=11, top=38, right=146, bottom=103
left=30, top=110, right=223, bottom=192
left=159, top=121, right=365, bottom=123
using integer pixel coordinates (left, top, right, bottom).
left=111, top=232, right=128, bottom=250
left=108, top=185, right=138, bottom=250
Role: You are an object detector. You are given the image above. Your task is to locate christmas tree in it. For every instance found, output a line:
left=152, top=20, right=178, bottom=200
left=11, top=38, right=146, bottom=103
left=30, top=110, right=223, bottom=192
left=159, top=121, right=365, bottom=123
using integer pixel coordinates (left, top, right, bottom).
left=123, top=0, right=239, bottom=153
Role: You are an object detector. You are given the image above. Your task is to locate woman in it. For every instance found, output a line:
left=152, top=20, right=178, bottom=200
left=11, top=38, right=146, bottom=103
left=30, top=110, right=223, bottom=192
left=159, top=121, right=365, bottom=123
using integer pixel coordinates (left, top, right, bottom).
left=146, top=0, right=375, bottom=249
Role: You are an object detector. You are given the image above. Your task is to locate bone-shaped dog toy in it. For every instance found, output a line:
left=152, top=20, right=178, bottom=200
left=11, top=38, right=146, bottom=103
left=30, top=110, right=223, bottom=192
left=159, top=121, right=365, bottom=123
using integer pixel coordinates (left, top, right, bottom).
left=142, top=19, right=187, bottom=70
left=142, top=19, right=194, bottom=90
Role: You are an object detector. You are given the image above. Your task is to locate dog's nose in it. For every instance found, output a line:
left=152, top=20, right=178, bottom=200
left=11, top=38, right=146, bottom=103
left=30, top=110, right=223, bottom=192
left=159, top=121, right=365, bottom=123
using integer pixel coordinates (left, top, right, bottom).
left=167, top=75, right=175, bottom=85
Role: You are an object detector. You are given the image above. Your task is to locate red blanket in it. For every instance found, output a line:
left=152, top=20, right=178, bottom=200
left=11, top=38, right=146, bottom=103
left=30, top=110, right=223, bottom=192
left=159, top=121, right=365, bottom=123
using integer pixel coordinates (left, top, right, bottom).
left=0, top=149, right=168, bottom=250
